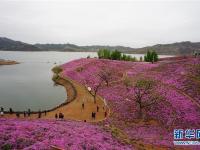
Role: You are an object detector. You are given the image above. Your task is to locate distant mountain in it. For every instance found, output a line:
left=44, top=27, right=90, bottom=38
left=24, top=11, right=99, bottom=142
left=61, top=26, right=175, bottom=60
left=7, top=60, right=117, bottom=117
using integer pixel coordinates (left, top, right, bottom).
left=130, top=41, right=200, bottom=55
left=1, top=37, right=200, bottom=55
left=0, top=37, right=40, bottom=51
left=35, top=42, right=200, bottom=55
left=34, top=44, right=133, bottom=53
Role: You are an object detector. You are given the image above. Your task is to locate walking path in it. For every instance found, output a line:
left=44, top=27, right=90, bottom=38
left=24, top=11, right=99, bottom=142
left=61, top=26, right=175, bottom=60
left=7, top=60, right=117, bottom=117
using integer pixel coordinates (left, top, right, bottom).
left=3, top=75, right=109, bottom=122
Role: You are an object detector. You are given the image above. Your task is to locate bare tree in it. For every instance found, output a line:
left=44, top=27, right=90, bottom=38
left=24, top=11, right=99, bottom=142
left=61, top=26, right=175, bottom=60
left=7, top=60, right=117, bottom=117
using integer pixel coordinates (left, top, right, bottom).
left=84, top=77, right=103, bottom=104
left=97, top=68, right=112, bottom=86
left=130, top=79, right=163, bottom=119
left=123, top=76, right=133, bottom=91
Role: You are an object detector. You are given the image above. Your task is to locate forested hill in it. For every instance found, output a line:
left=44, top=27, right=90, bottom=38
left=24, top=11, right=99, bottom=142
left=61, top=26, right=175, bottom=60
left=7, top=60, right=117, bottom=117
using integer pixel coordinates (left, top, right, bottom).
left=1, top=37, right=200, bottom=55
left=0, top=37, right=40, bottom=51
left=130, top=41, right=200, bottom=55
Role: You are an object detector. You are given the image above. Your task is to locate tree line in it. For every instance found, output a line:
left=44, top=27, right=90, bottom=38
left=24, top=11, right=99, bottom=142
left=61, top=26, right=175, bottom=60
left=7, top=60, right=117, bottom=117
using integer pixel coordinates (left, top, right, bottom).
left=97, top=49, right=159, bottom=63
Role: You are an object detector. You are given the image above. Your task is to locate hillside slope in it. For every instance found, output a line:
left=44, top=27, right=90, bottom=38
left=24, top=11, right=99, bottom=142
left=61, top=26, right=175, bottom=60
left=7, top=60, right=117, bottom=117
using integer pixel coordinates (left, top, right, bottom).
left=0, top=37, right=40, bottom=51
left=1, top=37, right=200, bottom=55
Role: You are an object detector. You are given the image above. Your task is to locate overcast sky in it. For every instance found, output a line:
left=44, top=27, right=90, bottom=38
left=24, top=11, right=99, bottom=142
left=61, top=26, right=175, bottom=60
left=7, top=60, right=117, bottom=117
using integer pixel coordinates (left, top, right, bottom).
left=0, top=0, right=200, bottom=47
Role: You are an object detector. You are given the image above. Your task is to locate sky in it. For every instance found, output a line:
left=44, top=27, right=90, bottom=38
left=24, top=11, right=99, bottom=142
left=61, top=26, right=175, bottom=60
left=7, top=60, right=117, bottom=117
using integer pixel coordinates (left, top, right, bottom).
left=0, top=0, right=200, bottom=48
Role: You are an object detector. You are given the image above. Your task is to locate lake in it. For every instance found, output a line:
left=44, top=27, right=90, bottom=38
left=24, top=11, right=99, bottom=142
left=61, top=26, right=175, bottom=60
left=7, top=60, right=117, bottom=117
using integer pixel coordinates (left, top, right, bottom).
left=0, top=51, right=172, bottom=111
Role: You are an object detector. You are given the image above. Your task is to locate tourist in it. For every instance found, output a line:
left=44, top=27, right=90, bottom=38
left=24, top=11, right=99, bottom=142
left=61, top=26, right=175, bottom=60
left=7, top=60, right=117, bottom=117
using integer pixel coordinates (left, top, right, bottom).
left=94, top=112, right=96, bottom=120
left=0, top=110, right=4, bottom=117
left=55, top=113, right=58, bottom=119
left=82, top=102, right=85, bottom=109
left=61, top=113, right=64, bottom=119
left=97, top=106, right=99, bottom=112
left=1, top=107, right=4, bottom=112
left=9, top=108, right=13, bottom=114
left=105, top=111, right=107, bottom=117
left=59, top=113, right=64, bottom=119
left=23, top=111, right=26, bottom=117
left=44, top=110, right=47, bottom=116
left=91, top=112, right=94, bottom=119
left=28, top=109, right=31, bottom=117
left=38, top=110, right=41, bottom=118
left=16, top=112, right=20, bottom=118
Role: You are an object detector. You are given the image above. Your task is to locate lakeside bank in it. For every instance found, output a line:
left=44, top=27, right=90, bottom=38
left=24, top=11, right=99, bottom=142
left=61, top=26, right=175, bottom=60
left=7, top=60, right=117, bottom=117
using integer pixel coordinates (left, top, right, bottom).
left=0, top=59, right=19, bottom=65
left=2, top=67, right=109, bottom=122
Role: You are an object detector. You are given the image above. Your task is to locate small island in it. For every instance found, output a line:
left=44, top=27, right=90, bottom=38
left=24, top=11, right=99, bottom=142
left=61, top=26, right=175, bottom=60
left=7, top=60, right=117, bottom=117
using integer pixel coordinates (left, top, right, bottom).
left=0, top=59, right=19, bottom=65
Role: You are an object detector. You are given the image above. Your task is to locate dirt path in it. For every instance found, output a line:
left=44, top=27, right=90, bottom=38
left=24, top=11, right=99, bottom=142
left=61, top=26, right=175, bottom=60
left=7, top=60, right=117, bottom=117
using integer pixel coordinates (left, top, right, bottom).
left=3, top=75, right=109, bottom=122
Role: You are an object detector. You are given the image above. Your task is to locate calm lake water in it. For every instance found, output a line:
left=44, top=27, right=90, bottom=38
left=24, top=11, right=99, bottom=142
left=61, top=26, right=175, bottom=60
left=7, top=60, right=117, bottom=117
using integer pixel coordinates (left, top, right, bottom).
left=0, top=51, right=172, bottom=111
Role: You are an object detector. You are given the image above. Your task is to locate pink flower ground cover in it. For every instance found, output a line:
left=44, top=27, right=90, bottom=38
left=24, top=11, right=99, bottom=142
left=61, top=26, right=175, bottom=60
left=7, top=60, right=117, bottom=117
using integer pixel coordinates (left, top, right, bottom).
left=61, top=58, right=200, bottom=149
left=0, top=119, right=132, bottom=150
left=1, top=57, right=200, bottom=149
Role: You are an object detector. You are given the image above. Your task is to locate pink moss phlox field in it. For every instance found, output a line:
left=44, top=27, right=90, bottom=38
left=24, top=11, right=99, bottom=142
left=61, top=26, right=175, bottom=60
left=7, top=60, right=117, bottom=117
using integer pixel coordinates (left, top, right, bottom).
left=0, top=119, right=132, bottom=150
left=61, top=57, right=200, bottom=148
left=2, top=57, right=200, bottom=149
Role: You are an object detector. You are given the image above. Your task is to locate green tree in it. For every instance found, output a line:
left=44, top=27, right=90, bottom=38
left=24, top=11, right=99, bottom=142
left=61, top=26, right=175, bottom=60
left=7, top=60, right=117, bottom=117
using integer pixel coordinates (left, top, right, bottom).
left=110, top=50, right=121, bottom=60
left=97, top=49, right=111, bottom=59
left=144, top=50, right=159, bottom=63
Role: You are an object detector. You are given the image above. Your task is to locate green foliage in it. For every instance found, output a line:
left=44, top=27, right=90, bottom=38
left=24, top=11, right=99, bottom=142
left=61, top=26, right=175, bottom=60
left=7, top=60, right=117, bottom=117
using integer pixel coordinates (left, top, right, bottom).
left=140, top=56, right=143, bottom=61
left=52, top=74, right=59, bottom=81
left=110, top=50, right=122, bottom=60
left=97, top=49, right=111, bottom=59
left=1, top=144, right=12, bottom=150
left=144, top=50, right=159, bottom=63
left=135, top=79, right=154, bottom=89
left=97, top=49, right=138, bottom=62
left=52, top=66, right=63, bottom=74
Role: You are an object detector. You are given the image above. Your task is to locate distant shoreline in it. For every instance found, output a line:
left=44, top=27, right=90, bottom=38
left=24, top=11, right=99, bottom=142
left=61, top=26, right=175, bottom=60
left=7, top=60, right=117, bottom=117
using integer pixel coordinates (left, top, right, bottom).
left=0, top=59, right=19, bottom=65
left=0, top=50, right=175, bottom=56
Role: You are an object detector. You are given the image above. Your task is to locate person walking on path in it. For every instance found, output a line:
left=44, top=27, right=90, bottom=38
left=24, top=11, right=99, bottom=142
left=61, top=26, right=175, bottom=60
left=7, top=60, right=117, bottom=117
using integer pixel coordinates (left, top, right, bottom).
left=55, top=113, right=58, bottom=119
left=38, top=110, right=41, bottom=118
left=44, top=110, right=47, bottom=116
left=23, top=111, right=26, bottom=117
left=0, top=111, right=4, bottom=117
left=82, top=102, right=85, bottom=110
left=96, top=106, right=99, bottom=112
left=16, top=112, right=20, bottom=118
left=9, top=108, right=13, bottom=114
left=28, top=109, right=31, bottom=117
left=0, top=107, right=4, bottom=117
left=59, top=113, right=64, bottom=119
left=104, top=111, right=107, bottom=117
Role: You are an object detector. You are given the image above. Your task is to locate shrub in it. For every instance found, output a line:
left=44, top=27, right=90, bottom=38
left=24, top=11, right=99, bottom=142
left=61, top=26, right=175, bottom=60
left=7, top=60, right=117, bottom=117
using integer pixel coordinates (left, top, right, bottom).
left=110, top=50, right=122, bottom=60
left=76, top=67, right=84, bottom=72
left=52, top=66, right=63, bottom=74
left=97, top=49, right=111, bottom=59
left=52, top=74, right=59, bottom=81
